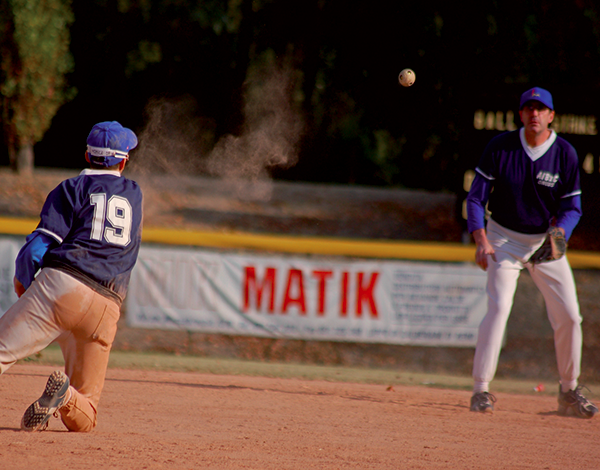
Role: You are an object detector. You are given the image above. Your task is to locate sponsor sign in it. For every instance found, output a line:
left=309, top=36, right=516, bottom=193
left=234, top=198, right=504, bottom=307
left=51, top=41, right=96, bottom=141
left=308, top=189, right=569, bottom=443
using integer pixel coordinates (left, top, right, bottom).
left=127, top=245, right=488, bottom=347
left=0, top=238, right=22, bottom=315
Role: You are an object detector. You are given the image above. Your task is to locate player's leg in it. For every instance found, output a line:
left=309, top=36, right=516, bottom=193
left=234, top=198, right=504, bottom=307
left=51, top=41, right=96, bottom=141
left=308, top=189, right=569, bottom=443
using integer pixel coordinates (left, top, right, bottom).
left=471, top=220, right=529, bottom=412
left=472, top=259, right=521, bottom=389
left=470, top=260, right=521, bottom=413
left=19, top=269, right=119, bottom=432
left=528, top=258, right=581, bottom=389
left=57, top=289, right=120, bottom=432
left=0, top=269, right=82, bottom=374
left=16, top=268, right=96, bottom=431
left=527, top=259, right=597, bottom=417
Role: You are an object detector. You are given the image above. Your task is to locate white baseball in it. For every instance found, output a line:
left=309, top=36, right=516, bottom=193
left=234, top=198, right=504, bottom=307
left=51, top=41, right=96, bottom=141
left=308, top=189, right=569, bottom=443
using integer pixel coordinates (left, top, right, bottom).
left=398, top=68, right=416, bottom=87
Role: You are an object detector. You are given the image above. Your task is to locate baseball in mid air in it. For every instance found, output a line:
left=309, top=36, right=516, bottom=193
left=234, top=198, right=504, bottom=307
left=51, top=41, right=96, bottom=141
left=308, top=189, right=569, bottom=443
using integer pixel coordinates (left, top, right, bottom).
left=398, top=68, right=416, bottom=87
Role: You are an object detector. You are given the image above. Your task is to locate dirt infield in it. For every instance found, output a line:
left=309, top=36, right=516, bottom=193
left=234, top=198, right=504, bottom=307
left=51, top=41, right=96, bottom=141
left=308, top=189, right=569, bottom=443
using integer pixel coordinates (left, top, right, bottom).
left=1, top=364, right=599, bottom=469
left=3, top=170, right=600, bottom=469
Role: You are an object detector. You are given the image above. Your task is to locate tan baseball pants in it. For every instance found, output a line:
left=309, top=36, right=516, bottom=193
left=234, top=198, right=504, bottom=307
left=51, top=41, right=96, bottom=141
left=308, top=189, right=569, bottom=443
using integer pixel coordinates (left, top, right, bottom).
left=0, top=268, right=120, bottom=432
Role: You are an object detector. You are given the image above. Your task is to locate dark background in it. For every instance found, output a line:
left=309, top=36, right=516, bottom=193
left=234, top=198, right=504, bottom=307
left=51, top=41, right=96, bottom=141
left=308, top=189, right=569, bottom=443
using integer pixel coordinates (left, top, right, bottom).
left=2, top=0, right=600, bottom=199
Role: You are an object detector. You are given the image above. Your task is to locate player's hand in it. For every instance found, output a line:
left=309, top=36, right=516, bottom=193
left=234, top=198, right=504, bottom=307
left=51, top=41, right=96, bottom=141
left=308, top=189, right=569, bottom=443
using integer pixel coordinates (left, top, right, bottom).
left=475, top=243, right=496, bottom=271
left=13, top=277, right=25, bottom=298
left=472, top=228, right=496, bottom=271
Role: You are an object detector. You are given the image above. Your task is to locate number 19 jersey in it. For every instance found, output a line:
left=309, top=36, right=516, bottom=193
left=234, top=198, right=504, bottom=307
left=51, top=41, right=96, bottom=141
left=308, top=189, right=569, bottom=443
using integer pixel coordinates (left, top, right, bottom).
left=36, top=169, right=143, bottom=303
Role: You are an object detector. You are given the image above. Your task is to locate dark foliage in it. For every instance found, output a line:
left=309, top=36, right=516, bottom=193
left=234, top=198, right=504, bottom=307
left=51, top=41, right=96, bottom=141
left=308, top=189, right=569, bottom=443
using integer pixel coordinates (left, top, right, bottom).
left=1, top=0, right=599, bottom=194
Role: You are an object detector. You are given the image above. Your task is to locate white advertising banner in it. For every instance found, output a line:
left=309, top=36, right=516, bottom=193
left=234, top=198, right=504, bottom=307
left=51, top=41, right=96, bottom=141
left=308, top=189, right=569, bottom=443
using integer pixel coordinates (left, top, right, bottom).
left=127, top=245, right=488, bottom=347
left=0, top=237, right=24, bottom=315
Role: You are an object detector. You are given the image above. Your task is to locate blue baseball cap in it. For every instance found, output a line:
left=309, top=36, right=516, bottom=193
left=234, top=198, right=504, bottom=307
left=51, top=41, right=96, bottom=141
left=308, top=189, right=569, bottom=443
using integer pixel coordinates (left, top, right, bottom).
left=86, top=121, right=138, bottom=167
left=519, top=87, right=554, bottom=111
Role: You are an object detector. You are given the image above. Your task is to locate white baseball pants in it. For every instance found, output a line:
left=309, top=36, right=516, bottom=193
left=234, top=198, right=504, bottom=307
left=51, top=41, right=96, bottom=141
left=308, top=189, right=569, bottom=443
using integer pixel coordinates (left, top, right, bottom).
left=0, top=268, right=120, bottom=432
left=473, top=219, right=582, bottom=391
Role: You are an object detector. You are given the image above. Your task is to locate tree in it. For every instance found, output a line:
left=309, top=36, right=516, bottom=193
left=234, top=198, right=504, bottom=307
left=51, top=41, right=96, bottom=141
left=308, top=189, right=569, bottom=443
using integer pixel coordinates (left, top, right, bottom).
left=0, top=0, right=75, bottom=174
left=23, top=0, right=600, bottom=190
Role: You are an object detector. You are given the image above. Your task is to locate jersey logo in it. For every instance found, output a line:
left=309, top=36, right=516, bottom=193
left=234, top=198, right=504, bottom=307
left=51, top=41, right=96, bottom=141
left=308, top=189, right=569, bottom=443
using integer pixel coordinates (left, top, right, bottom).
left=536, top=171, right=559, bottom=188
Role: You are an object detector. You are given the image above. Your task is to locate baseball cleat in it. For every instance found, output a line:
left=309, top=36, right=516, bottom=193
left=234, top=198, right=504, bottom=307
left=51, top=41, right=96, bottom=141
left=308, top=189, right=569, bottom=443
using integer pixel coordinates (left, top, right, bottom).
left=558, top=385, right=598, bottom=419
left=21, top=370, right=70, bottom=432
left=470, top=391, right=496, bottom=413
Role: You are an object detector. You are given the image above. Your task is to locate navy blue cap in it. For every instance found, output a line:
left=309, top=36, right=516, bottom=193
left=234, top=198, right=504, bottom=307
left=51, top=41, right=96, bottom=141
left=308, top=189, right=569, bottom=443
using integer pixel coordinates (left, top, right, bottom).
left=86, top=121, right=138, bottom=167
left=520, top=87, right=554, bottom=111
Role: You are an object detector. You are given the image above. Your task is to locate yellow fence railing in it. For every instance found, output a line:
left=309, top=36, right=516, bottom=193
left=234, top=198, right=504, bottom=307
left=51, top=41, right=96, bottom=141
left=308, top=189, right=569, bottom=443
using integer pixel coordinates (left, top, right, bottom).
left=3, top=216, right=600, bottom=269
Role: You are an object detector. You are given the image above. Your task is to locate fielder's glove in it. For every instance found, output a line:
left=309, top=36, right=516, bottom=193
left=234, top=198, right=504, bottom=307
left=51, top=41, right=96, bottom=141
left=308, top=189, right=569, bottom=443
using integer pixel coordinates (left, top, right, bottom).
left=528, top=226, right=567, bottom=264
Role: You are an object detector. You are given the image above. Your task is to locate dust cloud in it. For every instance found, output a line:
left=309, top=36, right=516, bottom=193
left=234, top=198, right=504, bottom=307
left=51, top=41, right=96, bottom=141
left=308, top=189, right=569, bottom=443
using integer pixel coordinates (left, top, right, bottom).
left=205, top=65, right=304, bottom=200
left=130, top=64, right=304, bottom=202
left=128, top=95, right=214, bottom=177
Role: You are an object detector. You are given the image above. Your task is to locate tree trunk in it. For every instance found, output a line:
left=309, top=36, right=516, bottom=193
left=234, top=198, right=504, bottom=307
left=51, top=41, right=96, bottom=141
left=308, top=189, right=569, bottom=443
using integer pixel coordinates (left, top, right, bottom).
left=15, top=143, right=34, bottom=175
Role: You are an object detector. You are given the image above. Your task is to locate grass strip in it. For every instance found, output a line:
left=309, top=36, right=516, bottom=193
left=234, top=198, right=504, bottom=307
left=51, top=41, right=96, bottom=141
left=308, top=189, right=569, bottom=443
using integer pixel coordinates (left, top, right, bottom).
left=18, top=344, right=585, bottom=398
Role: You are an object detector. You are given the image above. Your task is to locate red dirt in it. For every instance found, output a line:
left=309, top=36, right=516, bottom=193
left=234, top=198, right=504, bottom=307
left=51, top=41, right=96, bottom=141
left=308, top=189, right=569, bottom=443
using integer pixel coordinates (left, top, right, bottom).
left=1, top=364, right=599, bottom=469
left=2, top=170, right=600, bottom=468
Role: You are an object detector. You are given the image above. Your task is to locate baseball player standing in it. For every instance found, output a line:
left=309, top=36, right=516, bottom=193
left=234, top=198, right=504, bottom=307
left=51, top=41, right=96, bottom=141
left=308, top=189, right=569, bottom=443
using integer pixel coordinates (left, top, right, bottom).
left=466, top=87, right=597, bottom=418
left=0, top=121, right=143, bottom=432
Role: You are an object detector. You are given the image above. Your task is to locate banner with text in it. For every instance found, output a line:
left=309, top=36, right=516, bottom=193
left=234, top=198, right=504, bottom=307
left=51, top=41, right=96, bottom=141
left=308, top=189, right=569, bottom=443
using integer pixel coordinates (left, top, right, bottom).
left=0, top=238, right=25, bottom=316
left=127, top=245, right=488, bottom=347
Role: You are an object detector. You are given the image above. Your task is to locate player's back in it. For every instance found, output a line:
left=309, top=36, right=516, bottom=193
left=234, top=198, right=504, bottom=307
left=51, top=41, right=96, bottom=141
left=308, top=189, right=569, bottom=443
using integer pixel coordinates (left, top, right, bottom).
left=39, top=169, right=143, bottom=301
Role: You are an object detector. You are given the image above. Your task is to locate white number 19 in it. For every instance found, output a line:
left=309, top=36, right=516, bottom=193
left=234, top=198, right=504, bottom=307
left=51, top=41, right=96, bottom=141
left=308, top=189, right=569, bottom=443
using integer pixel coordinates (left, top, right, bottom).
left=90, top=193, right=133, bottom=246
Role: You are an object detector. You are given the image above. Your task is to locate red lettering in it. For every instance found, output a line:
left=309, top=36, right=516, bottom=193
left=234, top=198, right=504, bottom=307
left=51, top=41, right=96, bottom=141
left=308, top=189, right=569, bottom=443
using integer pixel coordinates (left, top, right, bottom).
left=243, top=267, right=379, bottom=318
left=243, top=266, right=276, bottom=313
left=356, top=272, right=379, bottom=318
left=312, top=270, right=333, bottom=315
left=340, top=271, right=349, bottom=317
left=282, top=269, right=306, bottom=314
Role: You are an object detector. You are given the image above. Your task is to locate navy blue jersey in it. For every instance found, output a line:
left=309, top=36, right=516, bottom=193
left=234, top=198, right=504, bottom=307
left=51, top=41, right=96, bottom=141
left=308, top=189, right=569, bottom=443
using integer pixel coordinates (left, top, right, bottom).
left=36, top=169, right=143, bottom=302
left=468, top=129, right=581, bottom=235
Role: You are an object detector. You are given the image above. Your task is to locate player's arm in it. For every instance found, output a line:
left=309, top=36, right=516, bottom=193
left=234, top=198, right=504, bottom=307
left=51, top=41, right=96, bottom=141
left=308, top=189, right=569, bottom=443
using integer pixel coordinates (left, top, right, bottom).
left=14, top=231, right=59, bottom=297
left=15, top=181, right=75, bottom=298
left=553, top=144, right=583, bottom=241
left=466, top=171, right=496, bottom=270
left=555, top=194, right=582, bottom=241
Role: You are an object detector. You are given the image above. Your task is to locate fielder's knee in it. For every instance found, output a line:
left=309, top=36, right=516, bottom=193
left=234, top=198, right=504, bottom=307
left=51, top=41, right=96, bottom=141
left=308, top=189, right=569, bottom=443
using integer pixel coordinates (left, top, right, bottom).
left=59, top=395, right=98, bottom=432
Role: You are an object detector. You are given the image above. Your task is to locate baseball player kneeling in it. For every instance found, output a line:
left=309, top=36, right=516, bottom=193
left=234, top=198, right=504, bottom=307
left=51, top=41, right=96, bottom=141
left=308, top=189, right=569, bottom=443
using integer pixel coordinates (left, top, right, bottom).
left=0, top=121, right=143, bottom=432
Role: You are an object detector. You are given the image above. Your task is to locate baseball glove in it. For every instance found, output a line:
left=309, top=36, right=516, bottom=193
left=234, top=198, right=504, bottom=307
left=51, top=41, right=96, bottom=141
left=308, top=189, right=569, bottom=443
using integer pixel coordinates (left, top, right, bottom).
left=528, top=226, right=567, bottom=264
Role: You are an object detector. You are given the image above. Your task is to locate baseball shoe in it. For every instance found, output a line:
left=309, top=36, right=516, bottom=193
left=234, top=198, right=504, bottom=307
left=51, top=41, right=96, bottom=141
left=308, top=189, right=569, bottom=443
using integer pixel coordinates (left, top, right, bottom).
left=558, top=385, right=598, bottom=419
left=470, top=391, right=496, bottom=413
left=21, top=370, right=70, bottom=432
